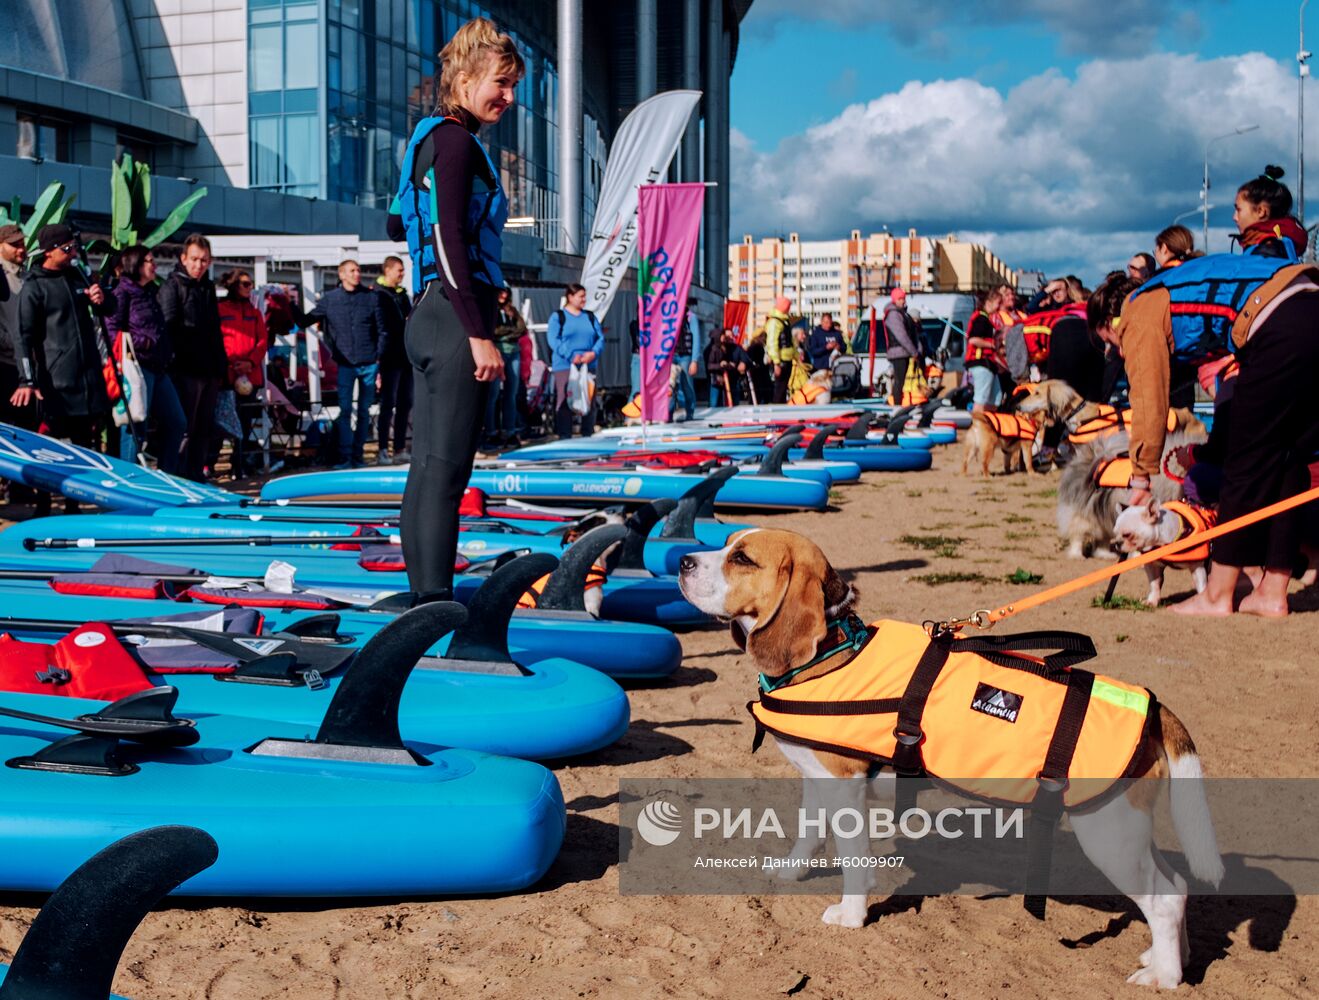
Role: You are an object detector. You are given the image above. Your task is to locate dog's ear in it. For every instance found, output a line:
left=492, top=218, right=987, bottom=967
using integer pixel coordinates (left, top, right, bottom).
left=745, top=548, right=831, bottom=676
left=1143, top=497, right=1160, bottom=523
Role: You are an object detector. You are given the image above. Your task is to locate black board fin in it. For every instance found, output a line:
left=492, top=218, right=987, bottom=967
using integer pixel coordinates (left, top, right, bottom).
left=660, top=466, right=737, bottom=540
left=0, top=826, right=219, bottom=1000
left=536, top=524, right=629, bottom=613
left=614, top=498, right=677, bottom=571
left=757, top=433, right=802, bottom=478
left=883, top=405, right=915, bottom=444
left=802, top=428, right=829, bottom=461
left=845, top=413, right=872, bottom=440
left=312, top=601, right=468, bottom=751
left=444, top=553, right=557, bottom=667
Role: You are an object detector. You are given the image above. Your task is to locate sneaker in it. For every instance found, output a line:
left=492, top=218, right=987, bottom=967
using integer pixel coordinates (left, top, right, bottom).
left=392, top=449, right=411, bottom=465
left=376, top=449, right=393, bottom=466
left=332, top=461, right=351, bottom=470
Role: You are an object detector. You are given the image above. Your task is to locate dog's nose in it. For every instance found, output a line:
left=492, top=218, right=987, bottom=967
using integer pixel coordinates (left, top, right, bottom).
left=679, top=555, right=697, bottom=575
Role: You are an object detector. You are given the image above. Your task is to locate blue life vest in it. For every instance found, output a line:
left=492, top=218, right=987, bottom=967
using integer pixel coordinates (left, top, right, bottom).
left=1128, top=242, right=1299, bottom=363
left=392, top=115, right=508, bottom=295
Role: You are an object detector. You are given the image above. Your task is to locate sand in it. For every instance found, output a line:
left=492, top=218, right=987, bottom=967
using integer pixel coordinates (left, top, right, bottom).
left=0, top=455, right=1314, bottom=999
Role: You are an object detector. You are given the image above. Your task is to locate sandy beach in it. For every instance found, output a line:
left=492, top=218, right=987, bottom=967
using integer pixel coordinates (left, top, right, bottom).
left=0, top=453, right=1313, bottom=999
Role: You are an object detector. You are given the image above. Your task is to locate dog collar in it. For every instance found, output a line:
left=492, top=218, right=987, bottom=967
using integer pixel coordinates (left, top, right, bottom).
left=758, top=614, right=870, bottom=693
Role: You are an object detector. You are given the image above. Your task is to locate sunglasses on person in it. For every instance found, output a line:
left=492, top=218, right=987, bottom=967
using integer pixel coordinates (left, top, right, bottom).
left=53, top=241, right=78, bottom=254
left=237, top=278, right=254, bottom=288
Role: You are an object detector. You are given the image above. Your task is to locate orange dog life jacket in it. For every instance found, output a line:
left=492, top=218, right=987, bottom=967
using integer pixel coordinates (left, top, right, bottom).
left=1161, top=500, right=1218, bottom=563
left=1091, top=455, right=1133, bottom=489
left=749, top=619, right=1153, bottom=811
left=517, top=566, right=608, bottom=609
left=789, top=382, right=829, bottom=405
left=1068, top=407, right=1184, bottom=445
left=978, top=412, right=1038, bottom=442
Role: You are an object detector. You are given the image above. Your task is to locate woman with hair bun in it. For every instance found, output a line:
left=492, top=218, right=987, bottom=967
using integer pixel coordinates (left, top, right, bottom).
left=1087, top=165, right=1319, bottom=618
left=386, top=17, right=524, bottom=604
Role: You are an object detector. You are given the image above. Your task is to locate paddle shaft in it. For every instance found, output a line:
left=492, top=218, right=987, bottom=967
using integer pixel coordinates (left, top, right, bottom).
left=23, top=534, right=382, bottom=551
left=0, top=569, right=214, bottom=585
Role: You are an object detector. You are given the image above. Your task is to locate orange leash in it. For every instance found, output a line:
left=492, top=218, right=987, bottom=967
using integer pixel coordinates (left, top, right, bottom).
left=936, top=485, right=1319, bottom=633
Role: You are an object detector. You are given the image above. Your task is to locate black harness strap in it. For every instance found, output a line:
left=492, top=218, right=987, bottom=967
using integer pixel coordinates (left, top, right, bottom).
left=1023, top=668, right=1095, bottom=919
left=891, top=638, right=953, bottom=816
left=757, top=693, right=902, bottom=716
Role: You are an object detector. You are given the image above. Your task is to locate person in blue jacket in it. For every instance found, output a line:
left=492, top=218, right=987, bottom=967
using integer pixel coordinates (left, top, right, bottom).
left=301, top=259, right=387, bottom=468
left=805, top=312, right=845, bottom=371
left=547, top=282, right=604, bottom=437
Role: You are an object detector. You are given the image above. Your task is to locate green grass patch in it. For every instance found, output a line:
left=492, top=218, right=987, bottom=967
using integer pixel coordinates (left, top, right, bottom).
left=904, top=489, right=923, bottom=497
left=1005, top=568, right=1044, bottom=585
left=1004, top=531, right=1032, bottom=541
left=899, top=534, right=966, bottom=558
left=1091, top=596, right=1154, bottom=612
left=1036, top=488, right=1058, bottom=498
left=966, top=521, right=997, bottom=529
left=828, top=489, right=843, bottom=501
left=1004, top=514, right=1032, bottom=524
left=911, top=571, right=994, bottom=586
left=1115, top=634, right=1130, bottom=643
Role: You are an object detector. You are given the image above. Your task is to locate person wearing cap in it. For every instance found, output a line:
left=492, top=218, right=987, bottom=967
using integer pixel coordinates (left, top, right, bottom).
left=0, top=223, right=47, bottom=506
left=764, top=296, right=794, bottom=403
left=16, top=224, right=113, bottom=460
left=882, top=287, right=922, bottom=405
left=0, top=224, right=29, bottom=408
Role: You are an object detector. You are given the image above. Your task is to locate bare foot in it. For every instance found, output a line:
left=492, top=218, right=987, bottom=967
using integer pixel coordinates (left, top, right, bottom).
left=1170, top=590, right=1235, bottom=616
left=1242, top=566, right=1265, bottom=589
left=1238, top=590, right=1290, bottom=618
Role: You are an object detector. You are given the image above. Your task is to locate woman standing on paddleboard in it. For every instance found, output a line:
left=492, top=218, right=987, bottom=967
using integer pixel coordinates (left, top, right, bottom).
left=387, top=18, right=523, bottom=603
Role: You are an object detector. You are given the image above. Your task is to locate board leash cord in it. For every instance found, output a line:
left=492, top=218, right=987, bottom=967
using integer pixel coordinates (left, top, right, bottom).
left=926, top=483, right=1319, bottom=637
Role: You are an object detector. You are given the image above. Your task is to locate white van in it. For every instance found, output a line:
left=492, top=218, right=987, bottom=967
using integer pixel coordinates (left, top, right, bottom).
left=848, top=293, right=976, bottom=391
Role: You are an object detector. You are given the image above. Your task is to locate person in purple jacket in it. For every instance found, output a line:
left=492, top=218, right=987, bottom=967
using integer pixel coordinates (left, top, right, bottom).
left=104, top=245, right=184, bottom=473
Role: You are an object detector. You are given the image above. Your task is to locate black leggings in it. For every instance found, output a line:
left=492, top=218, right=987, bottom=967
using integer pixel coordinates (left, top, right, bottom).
left=1213, top=292, right=1319, bottom=569
left=399, top=286, right=489, bottom=597
left=888, top=356, right=910, bottom=404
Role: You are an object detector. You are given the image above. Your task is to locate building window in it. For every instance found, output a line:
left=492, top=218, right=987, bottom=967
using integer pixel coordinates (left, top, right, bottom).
left=16, top=114, right=68, bottom=162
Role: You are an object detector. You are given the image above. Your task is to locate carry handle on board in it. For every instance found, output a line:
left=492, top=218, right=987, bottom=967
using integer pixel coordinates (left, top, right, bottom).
left=659, top=466, right=737, bottom=540
left=614, top=498, right=678, bottom=572
left=756, top=432, right=802, bottom=478
left=3, top=687, right=199, bottom=777
left=536, top=524, right=629, bottom=613
left=0, top=825, right=219, bottom=1000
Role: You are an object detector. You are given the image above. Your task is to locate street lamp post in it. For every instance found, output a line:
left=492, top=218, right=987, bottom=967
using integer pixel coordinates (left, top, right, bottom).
left=1203, top=124, right=1260, bottom=252
left=1300, top=0, right=1311, bottom=226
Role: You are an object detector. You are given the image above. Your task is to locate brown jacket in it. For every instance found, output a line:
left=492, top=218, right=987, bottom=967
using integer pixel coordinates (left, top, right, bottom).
left=1116, top=262, right=1319, bottom=478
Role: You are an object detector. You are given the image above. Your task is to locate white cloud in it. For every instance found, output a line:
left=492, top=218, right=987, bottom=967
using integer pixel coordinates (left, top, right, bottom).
left=729, top=51, right=1306, bottom=281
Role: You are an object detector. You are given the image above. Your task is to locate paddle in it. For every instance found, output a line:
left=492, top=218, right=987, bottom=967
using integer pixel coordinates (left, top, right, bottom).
left=23, top=534, right=382, bottom=551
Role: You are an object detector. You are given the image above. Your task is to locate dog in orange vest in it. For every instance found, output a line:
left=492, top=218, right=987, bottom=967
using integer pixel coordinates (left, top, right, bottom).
left=678, top=528, right=1224, bottom=988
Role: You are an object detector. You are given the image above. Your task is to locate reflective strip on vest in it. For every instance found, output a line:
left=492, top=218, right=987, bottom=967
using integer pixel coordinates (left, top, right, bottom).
left=749, top=620, right=1151, bottom=810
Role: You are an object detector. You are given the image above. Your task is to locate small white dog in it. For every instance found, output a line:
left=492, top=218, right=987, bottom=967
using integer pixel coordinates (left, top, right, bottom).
left=1113, top=499, right=1214, bottom=606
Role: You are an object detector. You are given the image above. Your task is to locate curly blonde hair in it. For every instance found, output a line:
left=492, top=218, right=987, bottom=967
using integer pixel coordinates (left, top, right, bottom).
left=437, top=17, right=525, bottom=116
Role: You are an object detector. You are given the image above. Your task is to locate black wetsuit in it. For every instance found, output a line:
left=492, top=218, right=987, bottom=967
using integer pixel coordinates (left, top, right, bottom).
left=387, top=110, right=497, bottom=599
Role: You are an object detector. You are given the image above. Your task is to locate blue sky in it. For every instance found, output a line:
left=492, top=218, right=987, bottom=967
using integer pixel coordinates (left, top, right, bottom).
left=728, top=1, right=1312, bottom=281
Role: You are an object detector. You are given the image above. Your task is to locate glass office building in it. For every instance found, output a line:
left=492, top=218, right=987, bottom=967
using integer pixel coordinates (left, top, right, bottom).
left=3, top=0, right=747, bottom=293
left=246, top=0, right=606, bottom=245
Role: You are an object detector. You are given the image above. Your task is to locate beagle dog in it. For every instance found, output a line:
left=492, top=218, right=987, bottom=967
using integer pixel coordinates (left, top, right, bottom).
left=678, top=528, right=1223, bottom=989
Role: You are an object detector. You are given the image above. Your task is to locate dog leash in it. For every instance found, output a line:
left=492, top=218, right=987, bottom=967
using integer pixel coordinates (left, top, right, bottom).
left=928, top=484, right=1319, bottom=635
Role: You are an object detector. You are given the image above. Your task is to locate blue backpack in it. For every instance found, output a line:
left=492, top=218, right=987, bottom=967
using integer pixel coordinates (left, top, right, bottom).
left=392, top=116, right=508, bottom=295
left=1128, top=242, right=1300, bottom=363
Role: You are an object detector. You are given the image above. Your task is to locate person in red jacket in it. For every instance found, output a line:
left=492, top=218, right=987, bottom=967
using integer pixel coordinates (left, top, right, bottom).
left=217, top=269, right=268, bottom=474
